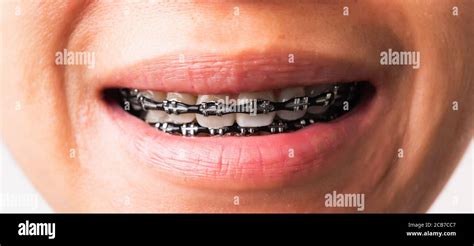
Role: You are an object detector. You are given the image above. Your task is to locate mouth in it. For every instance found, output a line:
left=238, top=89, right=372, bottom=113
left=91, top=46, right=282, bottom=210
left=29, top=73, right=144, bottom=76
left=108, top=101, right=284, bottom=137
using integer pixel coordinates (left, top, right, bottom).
left=106, top=82, right=367, bottom=136
left=97, top=53, right=382, bottom=189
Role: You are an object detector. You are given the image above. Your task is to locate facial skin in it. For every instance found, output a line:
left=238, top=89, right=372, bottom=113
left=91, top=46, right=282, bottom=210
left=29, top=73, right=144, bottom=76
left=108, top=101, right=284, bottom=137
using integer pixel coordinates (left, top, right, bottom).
left=1, top=1, right=473, bottom=212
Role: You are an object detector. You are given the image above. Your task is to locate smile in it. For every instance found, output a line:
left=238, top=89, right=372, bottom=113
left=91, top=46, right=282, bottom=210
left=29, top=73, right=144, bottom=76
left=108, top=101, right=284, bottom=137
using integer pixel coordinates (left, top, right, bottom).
left=112, top=82, right=365, bottom=136
left=99, top=53, right=383, bottom=189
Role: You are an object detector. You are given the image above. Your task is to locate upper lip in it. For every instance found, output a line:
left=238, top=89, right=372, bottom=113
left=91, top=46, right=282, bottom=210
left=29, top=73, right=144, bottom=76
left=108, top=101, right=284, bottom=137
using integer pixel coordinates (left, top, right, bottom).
left=97, top=51, right=378, bottom=94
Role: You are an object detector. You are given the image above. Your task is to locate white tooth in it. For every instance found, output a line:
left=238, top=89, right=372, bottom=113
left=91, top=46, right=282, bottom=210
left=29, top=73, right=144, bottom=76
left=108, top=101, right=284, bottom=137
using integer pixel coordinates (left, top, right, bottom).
left=140, top=90, right=169, bottom=123
left=277, top=87, right=306, bottom=120
left=166, top=92, right=196, bottom=124
left=305, top=84, right=333, bottom=114
left=196, top=95, right=235, bottom=128
left=236, top=91, right=276, bottom=127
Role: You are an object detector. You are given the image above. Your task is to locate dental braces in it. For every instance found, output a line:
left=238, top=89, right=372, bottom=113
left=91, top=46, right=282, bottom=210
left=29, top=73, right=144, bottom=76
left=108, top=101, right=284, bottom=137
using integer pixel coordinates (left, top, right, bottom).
left=150, top=115, right=337, bottom=136
left=122, top=83, right=356, bottom=115
left=120, top=83, right=359, bottom=136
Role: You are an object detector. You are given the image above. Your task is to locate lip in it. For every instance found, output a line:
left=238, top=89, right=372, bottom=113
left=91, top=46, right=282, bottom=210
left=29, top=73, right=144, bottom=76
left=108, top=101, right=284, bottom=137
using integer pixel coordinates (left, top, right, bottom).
left=97, top=52, right=379, bottom=94
left=97, top=52, right=385, bottom=190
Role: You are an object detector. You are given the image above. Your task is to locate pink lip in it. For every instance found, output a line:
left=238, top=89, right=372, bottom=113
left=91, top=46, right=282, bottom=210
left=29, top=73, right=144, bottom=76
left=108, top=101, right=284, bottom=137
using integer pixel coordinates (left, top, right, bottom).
left=98, top=52, right=378, bottom=94
left=96, top=52, right=385, bottom=189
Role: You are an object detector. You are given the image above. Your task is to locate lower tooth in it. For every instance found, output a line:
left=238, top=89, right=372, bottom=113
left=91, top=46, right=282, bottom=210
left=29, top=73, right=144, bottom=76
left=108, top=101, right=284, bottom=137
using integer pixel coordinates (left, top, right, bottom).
left=236, top=91, right=276, bottom=127
left=277, top=87, right=306, bottom=120
left=305, top=84, right=333, bottom=114
left=196, top=95, right=235, bottom=128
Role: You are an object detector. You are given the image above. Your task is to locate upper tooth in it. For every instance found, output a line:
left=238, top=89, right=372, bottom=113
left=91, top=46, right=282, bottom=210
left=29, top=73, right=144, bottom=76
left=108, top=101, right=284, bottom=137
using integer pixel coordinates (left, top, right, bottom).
left=305, top=84, right=333, bottom=114
left=196, top=95, right=235, bottom=128
left=236, top=91, right=276, bottom=127
left=166, top=92, right=196, bottom=124
left=277, top=87, right=306, bottom=120
left=140, top=90, right=169, bottom=123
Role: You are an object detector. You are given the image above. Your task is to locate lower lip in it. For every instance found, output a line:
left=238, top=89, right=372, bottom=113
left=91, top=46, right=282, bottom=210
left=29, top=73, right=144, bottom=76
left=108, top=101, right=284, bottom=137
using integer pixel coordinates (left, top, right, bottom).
left=105, top=89, right=381, bottom=190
